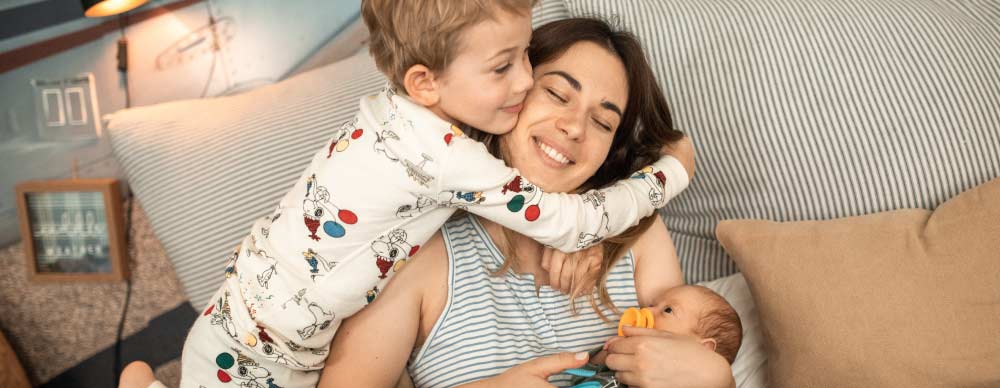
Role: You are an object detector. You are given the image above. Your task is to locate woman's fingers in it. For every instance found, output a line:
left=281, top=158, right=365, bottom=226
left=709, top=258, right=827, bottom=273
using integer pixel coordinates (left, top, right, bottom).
left=518, top=351, right=589, bottom=378
left=614, top=371, right=643, bottom=387
left=604, top=336, right=639, bottom=356
left=548, top=250, right=566, bottom=290
left=571, top=255, right=591, bottom=296
left=541, top=247, right=553, bottom=272
left=559, top=254, right=575, bottom=293
left=620, top=325, right=672, bottom=338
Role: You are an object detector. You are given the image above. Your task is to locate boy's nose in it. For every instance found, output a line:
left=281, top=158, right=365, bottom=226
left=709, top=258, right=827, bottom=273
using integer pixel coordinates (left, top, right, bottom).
left=513, top=56, right=534, bottom=94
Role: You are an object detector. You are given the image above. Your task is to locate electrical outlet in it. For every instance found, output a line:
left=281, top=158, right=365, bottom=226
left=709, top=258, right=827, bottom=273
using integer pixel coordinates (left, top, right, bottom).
left=30, top=73, right=102, bottom=141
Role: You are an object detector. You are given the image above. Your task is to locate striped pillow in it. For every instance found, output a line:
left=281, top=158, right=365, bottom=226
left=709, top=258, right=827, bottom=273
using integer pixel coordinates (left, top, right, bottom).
left=107, top=0, right=573, bottom=308
left=108, top=50, right=387, bottom=307
left=564, top=0, right=1000, bottom=283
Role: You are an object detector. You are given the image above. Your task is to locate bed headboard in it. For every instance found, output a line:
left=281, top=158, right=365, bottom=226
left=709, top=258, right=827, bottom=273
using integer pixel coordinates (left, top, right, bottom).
left=283, top=17, right=370, bottom=80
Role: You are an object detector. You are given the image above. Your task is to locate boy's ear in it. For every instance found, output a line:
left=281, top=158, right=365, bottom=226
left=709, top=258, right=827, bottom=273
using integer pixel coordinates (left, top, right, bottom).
left=700, top=338, right=718, bottom=352
left=403, top=64, right=442, bottom=107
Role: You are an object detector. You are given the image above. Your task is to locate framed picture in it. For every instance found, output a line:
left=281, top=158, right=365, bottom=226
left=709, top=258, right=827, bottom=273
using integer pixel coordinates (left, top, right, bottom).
left=15, top=178, right=128, bottom=281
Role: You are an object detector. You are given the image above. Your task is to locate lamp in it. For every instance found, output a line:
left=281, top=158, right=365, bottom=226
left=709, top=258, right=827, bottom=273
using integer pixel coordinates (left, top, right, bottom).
left=81, top=0, right=149, bottom=17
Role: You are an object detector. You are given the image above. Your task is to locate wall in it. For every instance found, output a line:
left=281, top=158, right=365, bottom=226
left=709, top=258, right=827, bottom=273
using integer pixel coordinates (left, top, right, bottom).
left=0, top=0, right=361, bottom=246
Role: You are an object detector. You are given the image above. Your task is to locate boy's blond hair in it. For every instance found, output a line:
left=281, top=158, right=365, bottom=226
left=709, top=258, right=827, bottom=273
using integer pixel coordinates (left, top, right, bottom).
left=361, top=0, right=537, bottom=91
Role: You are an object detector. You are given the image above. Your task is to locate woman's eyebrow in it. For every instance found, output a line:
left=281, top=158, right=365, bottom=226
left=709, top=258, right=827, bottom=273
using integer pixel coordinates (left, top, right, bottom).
left=542, top=71, right=581, bottom=90
left=601, top=101, right=623, bottom=118
left=543, top=71, right=622, bottom=118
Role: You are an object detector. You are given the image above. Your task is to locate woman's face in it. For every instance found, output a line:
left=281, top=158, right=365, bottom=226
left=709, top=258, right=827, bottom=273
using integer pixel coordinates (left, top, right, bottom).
left=501, top=41, right=629, bottom=193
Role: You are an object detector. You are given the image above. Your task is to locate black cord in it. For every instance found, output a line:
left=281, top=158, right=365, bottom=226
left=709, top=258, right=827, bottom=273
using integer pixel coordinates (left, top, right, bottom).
left=118, top=13, right=131, bottom=108
left=113, top=189, right=134, bottom=386
left=200, top=0, right=219, bottom=98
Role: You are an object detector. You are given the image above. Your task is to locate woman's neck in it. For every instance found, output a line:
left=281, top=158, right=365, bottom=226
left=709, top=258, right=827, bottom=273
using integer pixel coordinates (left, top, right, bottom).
left=478, top=217, right=549, bottom=287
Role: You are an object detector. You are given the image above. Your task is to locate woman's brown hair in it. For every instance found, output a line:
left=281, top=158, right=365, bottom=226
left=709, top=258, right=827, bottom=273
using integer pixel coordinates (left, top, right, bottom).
left=468, top=17, right=685, bottom=319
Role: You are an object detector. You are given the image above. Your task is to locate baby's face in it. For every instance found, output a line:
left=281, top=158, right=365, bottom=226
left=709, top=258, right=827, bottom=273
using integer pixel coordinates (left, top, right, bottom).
left=647, top=285, right=711, bottom=338
left=433, top=8, right=534, bottom=135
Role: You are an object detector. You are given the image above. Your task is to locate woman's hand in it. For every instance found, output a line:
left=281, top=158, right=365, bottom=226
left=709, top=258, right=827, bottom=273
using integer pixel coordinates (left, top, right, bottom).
left=605, top=326, right=735, bottom=388
left=660, top=135, right=696, bottom=180
left=457, top=352, right=590, bottom=388
left=542, top=244, right=603, bottom=296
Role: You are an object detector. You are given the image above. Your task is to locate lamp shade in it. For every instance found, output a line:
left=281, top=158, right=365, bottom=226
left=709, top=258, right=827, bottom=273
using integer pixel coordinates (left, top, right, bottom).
left=81, top=0, right=149, bottom=17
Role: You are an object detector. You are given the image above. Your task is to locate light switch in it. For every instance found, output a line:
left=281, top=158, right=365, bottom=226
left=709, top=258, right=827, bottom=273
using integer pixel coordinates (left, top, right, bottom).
left=31, top=73, right=102, bottom=141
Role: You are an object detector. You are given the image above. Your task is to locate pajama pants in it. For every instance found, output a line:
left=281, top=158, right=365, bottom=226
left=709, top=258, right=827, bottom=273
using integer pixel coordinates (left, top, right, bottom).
left=179, top=290, right=322, bottom=388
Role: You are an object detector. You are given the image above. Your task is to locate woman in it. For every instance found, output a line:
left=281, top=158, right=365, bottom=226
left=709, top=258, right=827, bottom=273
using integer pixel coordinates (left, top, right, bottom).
left=320, top=18, right=732, bottom=388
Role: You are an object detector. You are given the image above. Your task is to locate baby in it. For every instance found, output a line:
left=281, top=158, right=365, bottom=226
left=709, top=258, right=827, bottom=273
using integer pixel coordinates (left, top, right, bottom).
left=567, top=285, right=744, bottom=388
left=124, top=1, right=693, bottom=388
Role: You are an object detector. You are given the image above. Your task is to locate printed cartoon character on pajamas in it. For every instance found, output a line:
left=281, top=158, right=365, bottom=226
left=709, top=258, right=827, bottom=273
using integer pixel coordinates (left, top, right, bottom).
left=502, top=175, right=544, bottom=221
left=372, top=228, right=420, bottom=279
left=630, top=166, right=668, bottom=206
left=301, top=248, right=336, bottom=281
left=207, top=291, right=239, bottom=340
left=395, top=195, right=438, bottom=218
left=576, top=191, right=610, bottom=249
left=327, top=119, right=363, bottom=158
left=296, top=302, right=334, bottom=340
left=302, top=174, right=358, bottom=241
left=213, top=350, right=283, bottom=388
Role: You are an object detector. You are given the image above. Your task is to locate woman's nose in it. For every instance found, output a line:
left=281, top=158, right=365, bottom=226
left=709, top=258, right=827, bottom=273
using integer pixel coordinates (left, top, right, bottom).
left=556, top=109, right=586, bottom=141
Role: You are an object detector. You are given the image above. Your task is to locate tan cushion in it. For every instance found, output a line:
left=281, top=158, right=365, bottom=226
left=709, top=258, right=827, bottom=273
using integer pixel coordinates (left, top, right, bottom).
left=716, top=177, right=1000, bottom=387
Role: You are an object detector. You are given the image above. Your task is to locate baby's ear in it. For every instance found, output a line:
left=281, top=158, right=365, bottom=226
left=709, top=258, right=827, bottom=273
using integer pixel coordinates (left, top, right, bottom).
left=403, top=64, right=442, bottom=107
left=700, top=337, right=718, bottom=352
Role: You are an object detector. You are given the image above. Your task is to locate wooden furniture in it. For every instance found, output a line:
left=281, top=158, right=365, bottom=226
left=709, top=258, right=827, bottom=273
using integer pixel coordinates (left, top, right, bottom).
left=15, top=178, right=129, bottom=282
left=0, top=329, right=31, bottom=388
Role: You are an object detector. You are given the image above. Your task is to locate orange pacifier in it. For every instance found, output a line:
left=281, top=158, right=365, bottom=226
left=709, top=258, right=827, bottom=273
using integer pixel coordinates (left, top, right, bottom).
left=618, top=307, right=655, bottom=336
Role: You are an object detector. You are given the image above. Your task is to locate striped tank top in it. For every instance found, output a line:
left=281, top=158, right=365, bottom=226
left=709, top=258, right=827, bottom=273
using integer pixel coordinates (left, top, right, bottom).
left=408, top=215, right=639, bottom=387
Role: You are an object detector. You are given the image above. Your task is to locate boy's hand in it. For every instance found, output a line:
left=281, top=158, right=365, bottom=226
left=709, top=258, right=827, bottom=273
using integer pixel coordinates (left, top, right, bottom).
left=660, top=135, right=696, bottom=180
left=541, top=245, right=603, bottom=296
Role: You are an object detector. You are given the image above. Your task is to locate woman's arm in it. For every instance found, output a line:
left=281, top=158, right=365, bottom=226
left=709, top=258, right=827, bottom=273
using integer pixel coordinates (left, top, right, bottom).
left=631, top=214, right=684, bottom=306
left=319, top=233, right=449, bottom=388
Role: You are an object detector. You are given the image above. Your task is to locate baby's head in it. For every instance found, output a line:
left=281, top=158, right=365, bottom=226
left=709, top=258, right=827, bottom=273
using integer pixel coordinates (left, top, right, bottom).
left=648, top=285, right=743, bottom=364
left=361, top=0, right=537, bottom=134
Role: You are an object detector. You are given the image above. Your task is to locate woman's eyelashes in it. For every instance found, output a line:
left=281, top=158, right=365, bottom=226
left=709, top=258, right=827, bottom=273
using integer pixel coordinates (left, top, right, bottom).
left=545, top=87, right=567, bottom=103
left=592, top=117, right=612, bottom=132
left=544, top=87, right=613, bottom=132
left=494, top=62, right=512, bottom=74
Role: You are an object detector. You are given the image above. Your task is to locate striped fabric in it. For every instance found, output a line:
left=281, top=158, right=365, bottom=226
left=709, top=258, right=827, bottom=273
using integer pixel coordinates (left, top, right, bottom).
left=408, top=215, right=638, bottom=388
left=565, top=0, right=1000, bottom=283
left=532, top=0, right=570, bottom=28
left=105, top=0, right=575, bottom=308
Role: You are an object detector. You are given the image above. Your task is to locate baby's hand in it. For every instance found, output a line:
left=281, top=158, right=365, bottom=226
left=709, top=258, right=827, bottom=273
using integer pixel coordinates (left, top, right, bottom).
left=541, top=244, right=603, bottom=297
left=659, top=135, right=696, bottom=180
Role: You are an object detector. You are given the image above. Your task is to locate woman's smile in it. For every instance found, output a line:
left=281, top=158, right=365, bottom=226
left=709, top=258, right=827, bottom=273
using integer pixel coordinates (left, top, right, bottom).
left=533, top=137, right=574, bottom=166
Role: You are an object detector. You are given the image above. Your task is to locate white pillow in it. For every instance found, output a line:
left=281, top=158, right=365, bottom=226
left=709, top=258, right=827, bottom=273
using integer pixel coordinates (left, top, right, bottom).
left=565, top=0, right=1000, bottom=283
left=699, top=273, right=766, bottom=388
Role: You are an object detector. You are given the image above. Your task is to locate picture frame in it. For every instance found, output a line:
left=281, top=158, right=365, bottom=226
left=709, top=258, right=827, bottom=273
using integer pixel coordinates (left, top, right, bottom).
left=15, top=178, right=128, bottom=282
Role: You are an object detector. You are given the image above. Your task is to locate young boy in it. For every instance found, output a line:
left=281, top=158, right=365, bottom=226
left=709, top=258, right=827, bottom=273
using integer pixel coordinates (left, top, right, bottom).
left=125, top=2, right=693, bottom=387
left=568, top=285, right=744, bottom=387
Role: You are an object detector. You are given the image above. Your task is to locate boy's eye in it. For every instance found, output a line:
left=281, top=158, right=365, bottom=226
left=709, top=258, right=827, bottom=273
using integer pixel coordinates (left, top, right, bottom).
left=664, top=307, right=673, bottom=314
left=545, top=88, right=567, bottom=103
left=494, top=63, right=512, bottom=74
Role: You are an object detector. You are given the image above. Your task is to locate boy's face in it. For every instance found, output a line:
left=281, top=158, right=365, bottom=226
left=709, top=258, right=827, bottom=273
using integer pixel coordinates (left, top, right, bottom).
left=648, top=286, right=709, bottom=338
left=433, top=8, right=534, bottom=135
